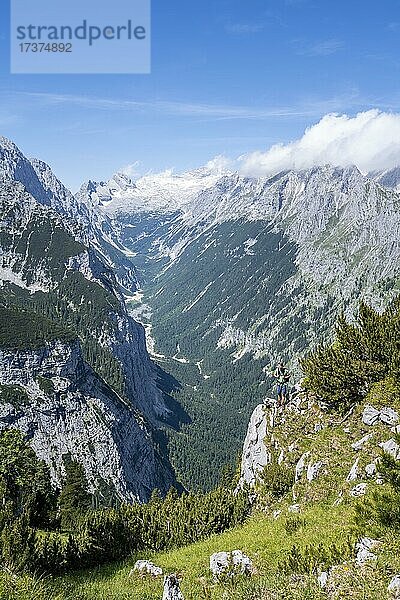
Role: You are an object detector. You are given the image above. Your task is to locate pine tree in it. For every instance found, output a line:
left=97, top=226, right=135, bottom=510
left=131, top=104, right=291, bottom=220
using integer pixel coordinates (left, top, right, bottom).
left=58, top=461, right=92, bottom=531
left=301, top=299, right=400, bottom=410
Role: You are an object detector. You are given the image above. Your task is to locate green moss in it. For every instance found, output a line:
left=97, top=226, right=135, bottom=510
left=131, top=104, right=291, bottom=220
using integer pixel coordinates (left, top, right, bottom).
left=36, top=376, right=56, bottom=397
left=0, top=384, right=30, bottom=407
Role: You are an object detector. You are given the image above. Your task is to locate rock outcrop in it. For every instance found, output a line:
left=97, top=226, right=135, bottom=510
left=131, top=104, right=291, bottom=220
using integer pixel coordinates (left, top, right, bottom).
left=210, top=550, right=254, bottom=577
left=162, top=575, right=184, bottom=600
left=238, top=403, right=270, bottom=487
left=132, top=560, right=163, bottom=577
left=0, top=339, right=176, bottom=502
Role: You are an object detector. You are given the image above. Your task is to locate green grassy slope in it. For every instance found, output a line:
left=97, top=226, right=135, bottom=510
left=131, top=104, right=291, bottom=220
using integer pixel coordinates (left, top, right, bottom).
left=55, top=504, right=350, bottom=600
left=52, top=385, right=400, bottom=599
left=53, top=503, right=400, bottom=600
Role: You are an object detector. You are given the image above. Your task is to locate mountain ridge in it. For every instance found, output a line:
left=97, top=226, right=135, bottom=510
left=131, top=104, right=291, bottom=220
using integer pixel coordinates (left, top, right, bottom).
left=0, top=137, right=183, bottom=501
left=77, top=161, right=400, bottom=489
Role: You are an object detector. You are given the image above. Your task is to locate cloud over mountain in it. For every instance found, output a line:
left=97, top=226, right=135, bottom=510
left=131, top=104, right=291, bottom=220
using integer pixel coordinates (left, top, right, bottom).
left=238, top=110, right=400, bottom=177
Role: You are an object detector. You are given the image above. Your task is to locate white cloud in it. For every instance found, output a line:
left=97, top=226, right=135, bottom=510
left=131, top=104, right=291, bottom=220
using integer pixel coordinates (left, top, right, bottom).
left=238, top=110, right=400, bottom=177
left=205, top=155, right=233, bottom=174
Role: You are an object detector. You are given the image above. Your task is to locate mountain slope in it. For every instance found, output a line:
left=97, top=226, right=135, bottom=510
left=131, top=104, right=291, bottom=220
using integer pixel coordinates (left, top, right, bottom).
left=0, top=334, right=174, bottom=502
left=0, top=139, right=181, bottom=501
left=82, top=164, right=400, bottom=490
left=0, top=136, right=138, bottom=295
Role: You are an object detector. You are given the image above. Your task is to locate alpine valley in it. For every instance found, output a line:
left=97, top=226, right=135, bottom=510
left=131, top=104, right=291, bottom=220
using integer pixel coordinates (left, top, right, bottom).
left=3, top=136, right=400, bottom=599
left=80, top=160, right=400, bottom=490
left=2, top=135, right=400, bottom=494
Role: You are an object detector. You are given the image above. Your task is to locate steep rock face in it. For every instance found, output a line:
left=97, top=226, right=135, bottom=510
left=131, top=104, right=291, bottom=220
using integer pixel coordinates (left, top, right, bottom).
left=0, top=138, right=181, bottom=499
left=0, top=136, right=137, bottom=294
left=0, top=339, right=175, bottom=501
left=238, top=403, right=270, bottom=487
left=0, top=164, right=169, bottom=425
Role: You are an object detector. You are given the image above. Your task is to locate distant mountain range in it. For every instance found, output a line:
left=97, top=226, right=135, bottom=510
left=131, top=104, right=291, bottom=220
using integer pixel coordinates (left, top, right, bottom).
left=79, top=160, right=400, bottom=489
left=2, top=133, right=400, bottom=494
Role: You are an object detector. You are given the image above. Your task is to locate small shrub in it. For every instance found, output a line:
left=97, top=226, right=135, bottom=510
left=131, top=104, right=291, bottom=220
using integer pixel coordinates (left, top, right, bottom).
left=284, top=516, right=307, bottom=535
left=278, top=539, right=354, bottom=575
left=0, top=384, right=29, bottom=407
left=36, top=376, right=55, bottom=397
left=260, top=462, right=294, bottom=500
left=355, top=436, right=400, bottom=534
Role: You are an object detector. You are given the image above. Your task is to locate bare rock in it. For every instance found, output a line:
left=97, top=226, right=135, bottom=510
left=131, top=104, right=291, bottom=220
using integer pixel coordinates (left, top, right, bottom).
left=132, top=560, right=163, bottom=577
left=346, top=458, right=360, bottom=481
left=295, top=452, right=310, bottom=482
left=210, top=550, right=253, bottom=577
left=307, top=461, right=323, bottom=482
left=350, top=483, right=367, bottom=497
left=318, top=571, right=329, bottom=588
left=362, top=405, right=380, bottom=426
left=355, top=537, right=379, bottom=565
left=380, top=407, right=399, bottom=427
left=388, top=575, right=400, bottom=598
left=365, top=462, right=377, bottom=477
left=238, top=404, right=269, bottom=487
left=380, top=439, right=400, bottom=459
left=162, top=575, right=184, bottom=600
left=351, top=433, right=373, bottom=451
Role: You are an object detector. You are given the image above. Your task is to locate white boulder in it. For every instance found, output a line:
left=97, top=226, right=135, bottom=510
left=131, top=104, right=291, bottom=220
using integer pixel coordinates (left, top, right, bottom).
left=362, top=405, right=380, bottom=426
left=132, top=560, right=163, bottom=577
left=295, top=452, right=310, bottom=482
left=380, top=439, right=400, bottom=459
left=380, top=407, right=399, bottom=427
left=318, top=571, right=329, bottom=588
left=365, top=462, right=377, bottom=477
left=210, top=550, right=253, bottom=577
left=346, top=458, right=360, bottom=482
left=350, top=483, right=367, bottom=497
left=355, top=537, right=379, bottom=565
left=362, top=404, right=399, bottom=427
left=162, top=575, right=184, bottom=600
left=388, top=575, right=400, bottom=598
left=351, top=433, right=373, bottom=451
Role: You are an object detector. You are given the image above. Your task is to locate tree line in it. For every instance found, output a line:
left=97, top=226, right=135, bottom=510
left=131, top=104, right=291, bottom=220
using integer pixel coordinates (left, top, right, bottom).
left=0, top=429, right=250, bottom=575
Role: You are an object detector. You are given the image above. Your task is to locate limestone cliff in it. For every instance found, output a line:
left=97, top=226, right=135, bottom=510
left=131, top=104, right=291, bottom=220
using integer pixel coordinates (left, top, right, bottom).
left=0, top=338, right=175, bottom=502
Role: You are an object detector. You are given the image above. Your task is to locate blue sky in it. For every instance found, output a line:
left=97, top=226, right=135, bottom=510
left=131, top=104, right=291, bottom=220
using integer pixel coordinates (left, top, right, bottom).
left=1, top=0, right=399, bottom=190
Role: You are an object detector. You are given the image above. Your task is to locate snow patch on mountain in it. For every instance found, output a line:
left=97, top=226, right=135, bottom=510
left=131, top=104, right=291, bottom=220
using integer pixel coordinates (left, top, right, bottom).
left=84, top=165, right=233, bottom=216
